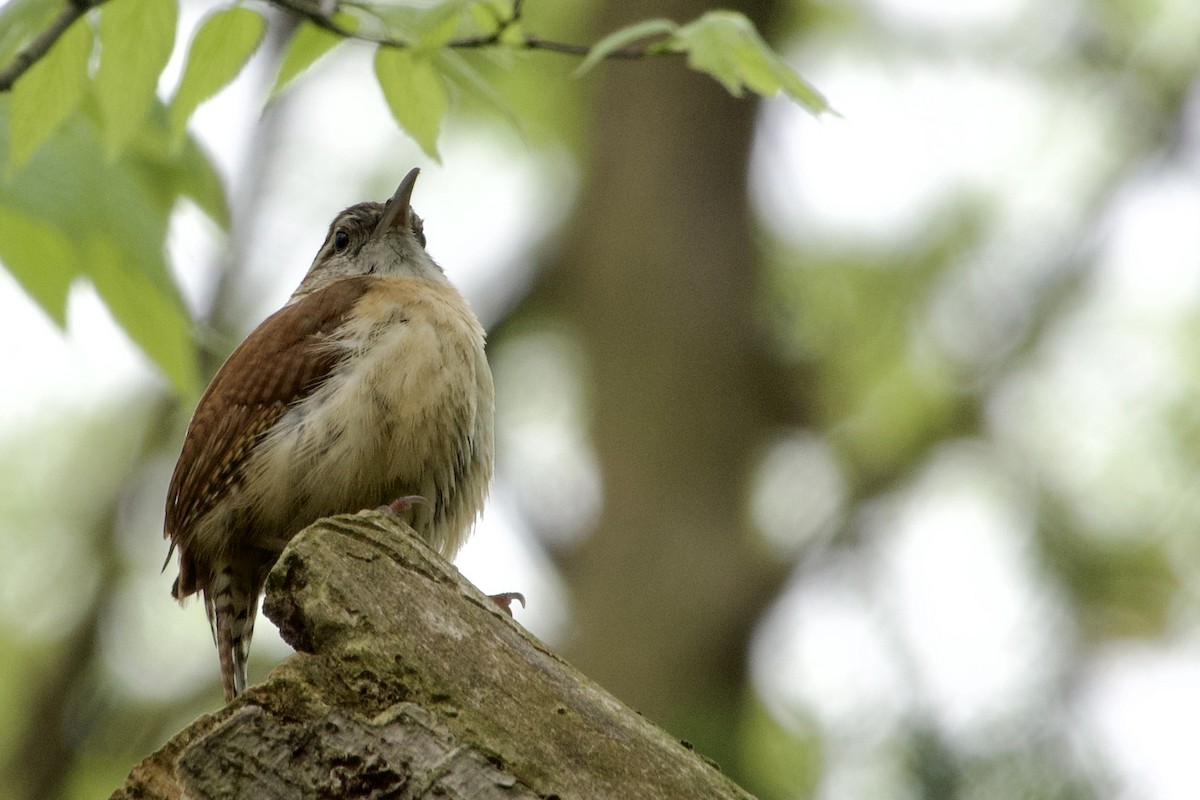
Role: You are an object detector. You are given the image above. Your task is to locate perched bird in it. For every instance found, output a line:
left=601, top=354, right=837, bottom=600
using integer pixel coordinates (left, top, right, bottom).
left=164, top=168, right=495, bottom=701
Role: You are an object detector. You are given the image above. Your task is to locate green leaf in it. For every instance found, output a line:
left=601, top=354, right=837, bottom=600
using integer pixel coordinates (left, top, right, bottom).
left=467, top=0, right=511, bottom=31
left=96, top=0, right=179, bottom=159
left=174, top=131, right=231, bottom=231
left=358, top=0, right=500, bottom=49
left=497, top=19, right=524, bottom=46
left=574, top=18, right=678, bottom=77
left=413, top=0, right=465, bottom=51
left=168, top=6, right=267, bottom=146
left=374, top=47, right=447, bottom=161
left=432, top=49, right=518, bottom=129
left=1, top=101, right=163, bottom=296
left=8, top=15, right=93, bottom=171
left=667, top=11, right=829, bottom=115
left=0, top=206, right=77, bottom=325
left=86, top=235, right=198, bottom=395
left=119, top=100, right=231, bottom=230
left=269, top=17, right=350, bottom=101
left=0, top=98, right=200, bottom=394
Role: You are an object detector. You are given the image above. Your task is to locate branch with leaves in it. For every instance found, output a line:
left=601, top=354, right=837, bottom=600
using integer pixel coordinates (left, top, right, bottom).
left=269, top=0, right=630, bottom=57
left=0, top=0, right=628, bottom=93
left=1, top=0, right=827, bottom=160
left=0, top=0, right=826, bottom=394
left=0, top=0, right=101, bottom=92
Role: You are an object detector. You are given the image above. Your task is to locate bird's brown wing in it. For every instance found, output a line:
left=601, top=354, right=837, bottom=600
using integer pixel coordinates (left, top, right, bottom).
left=165, top=277, right=378, bottom=581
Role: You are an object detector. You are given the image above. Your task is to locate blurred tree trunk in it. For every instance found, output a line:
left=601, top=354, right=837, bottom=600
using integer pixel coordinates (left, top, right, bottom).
left=552, top=0, right=793, bottom=777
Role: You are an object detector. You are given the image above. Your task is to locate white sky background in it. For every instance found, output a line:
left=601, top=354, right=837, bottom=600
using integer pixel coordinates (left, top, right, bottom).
left=1, top=0, right=1199, bottom=795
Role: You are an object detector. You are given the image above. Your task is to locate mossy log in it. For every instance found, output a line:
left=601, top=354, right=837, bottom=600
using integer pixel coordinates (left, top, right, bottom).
left=112, top=511, right=754, bottom=799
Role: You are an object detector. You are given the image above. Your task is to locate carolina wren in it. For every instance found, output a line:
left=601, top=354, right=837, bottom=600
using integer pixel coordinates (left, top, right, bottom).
left=164, top=168, right=494, bottom=701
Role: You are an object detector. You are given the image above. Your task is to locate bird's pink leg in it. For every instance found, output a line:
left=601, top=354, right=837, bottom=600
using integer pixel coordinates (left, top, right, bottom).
left=378, top=495, right=429, bottom=514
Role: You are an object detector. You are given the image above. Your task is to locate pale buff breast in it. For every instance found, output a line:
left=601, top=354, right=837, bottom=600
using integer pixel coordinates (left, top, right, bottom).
left=238, top=277, right=493, bottom=557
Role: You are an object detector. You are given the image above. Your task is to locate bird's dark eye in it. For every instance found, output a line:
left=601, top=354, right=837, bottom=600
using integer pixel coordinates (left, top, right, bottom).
left=333, top=230, right=350, bottom=253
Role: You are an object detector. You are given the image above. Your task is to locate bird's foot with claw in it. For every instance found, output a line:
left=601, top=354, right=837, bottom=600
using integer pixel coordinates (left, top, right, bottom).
left=488, top=592, right=526, bottom=617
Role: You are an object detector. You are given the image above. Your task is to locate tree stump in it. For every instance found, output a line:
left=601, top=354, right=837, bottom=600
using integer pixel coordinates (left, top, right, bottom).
left=112, top=511, right=754, bottom=799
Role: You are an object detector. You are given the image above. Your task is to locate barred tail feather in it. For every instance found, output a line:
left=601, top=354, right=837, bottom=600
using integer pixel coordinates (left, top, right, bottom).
left=204, top=563, right=260, bottom=702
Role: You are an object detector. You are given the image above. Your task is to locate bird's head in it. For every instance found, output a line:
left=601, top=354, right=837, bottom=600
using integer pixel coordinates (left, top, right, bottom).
left=295, top=168, right=444, bottom=296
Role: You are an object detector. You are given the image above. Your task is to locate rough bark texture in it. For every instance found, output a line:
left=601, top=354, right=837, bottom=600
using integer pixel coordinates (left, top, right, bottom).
left=112, top=511, right=753, bottom=799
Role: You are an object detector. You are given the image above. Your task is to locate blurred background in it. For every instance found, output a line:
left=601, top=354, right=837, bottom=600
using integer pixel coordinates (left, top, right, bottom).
left=3, top=0, right=1200, bottom=797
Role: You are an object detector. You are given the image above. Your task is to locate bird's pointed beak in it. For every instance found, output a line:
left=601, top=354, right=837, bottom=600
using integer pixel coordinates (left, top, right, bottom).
left=374, top=167, right=420, bottom=237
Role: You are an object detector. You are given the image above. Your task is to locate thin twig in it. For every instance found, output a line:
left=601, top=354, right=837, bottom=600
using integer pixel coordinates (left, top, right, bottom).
left=0, top=0, right=104, bottom=92
left=271, top=0, right=385, bottom=43
left=269, top=0, right=671, bottom=58
left=515, top=36, right=650, bottom=59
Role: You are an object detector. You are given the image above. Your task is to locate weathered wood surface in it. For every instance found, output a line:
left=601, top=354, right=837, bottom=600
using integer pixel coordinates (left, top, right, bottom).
left=112, top=511, right=753, bottom=799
